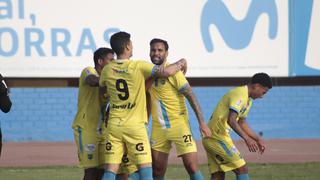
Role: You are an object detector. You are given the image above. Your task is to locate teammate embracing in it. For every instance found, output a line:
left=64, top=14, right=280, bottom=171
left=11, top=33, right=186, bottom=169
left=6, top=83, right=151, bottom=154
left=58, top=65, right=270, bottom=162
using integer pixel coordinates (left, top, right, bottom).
left=99, top=31, right=188, bottom=180
left=72, top=48, right=114, bottom=180
left=146, top=38, right=212, bottom=180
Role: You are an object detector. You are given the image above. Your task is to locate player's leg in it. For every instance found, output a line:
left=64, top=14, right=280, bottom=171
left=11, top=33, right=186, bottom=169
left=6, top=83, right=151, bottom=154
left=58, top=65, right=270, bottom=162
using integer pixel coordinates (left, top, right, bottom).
left=171, top=126, right=203, bottom=180
left=73, top=126, right=100, bottom=180
left=125, top=125, right=153, bottom=180
left=233, top=165, right=249, bottom=180
left=152, top=149, right=169, bottom=179
left=180, top=152, right=204, bottom=180
left=101, top=125, right=124, bottom=180
left=96, top=169, right=104, bottom=180
left=102, top=164, right=119, bottom=180
left=202, top=138, right=225, bottom=180
left=117, top=152, right=139, bottom=180
left=150, top=127, right=172, bottom=179
left=97, top=134, right=107, bottom=180
left=202, top=138, right=246, bottom=180
left=83, top=168, right=99, bottom=180
left=210, top=171, right=225, bottom=180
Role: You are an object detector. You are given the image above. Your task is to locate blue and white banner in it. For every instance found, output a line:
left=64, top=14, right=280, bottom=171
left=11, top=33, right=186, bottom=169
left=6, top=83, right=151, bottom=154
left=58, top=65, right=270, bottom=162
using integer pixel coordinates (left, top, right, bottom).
left=289, top=0, right=320, bottom=76
left=0, top=0, right=319, bottom=77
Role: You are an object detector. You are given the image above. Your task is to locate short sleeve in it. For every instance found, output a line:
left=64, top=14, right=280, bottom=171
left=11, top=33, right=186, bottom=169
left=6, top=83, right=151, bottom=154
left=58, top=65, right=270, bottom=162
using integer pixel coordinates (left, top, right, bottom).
left=84, top=67, right=98, bottom=77
left=229, top=95, right=246, bottom=114
left=170, top=71, right=189, bottom=92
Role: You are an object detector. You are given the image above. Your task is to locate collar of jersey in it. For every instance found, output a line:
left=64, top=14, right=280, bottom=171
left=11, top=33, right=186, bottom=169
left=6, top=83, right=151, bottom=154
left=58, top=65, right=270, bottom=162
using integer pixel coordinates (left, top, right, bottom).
left=114, top=59, right=129, bottom=63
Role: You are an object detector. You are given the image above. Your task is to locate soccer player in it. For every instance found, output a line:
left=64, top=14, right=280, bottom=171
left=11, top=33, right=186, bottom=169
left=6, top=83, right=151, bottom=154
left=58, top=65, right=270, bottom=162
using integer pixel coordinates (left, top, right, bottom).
left=72, top=48, right=114, bottom=180
left=99, top=31, right=187, bottom=180
left=146, top=38, right=212, bottom=180
left=202, top=73, right=272, bottom=180
left=0, top=73, right=12, bottom=157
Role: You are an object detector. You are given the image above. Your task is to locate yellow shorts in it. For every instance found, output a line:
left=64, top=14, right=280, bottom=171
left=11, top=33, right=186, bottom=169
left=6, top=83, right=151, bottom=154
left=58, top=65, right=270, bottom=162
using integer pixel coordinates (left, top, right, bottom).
left=202, top=137, right=246, bottom=173
left=118, top=153, right=139, bottom=174
left=73, top=126, right=106, bottom=168
left=104, top=124, right=152, bottom=165
left=99, top=135, right=138, bottom=174
left=151, top=125, right=197, bottom=156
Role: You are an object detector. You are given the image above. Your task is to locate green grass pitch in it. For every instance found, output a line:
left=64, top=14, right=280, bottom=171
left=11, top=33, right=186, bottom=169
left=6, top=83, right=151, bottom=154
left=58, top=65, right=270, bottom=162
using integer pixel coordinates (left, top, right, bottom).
left=1, top=163, right=319, bottom=180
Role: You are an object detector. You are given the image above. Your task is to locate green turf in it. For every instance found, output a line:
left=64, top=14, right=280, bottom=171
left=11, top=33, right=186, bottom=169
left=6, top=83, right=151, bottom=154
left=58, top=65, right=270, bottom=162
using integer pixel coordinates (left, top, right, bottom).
left=0, top=163, right=319, bottom=180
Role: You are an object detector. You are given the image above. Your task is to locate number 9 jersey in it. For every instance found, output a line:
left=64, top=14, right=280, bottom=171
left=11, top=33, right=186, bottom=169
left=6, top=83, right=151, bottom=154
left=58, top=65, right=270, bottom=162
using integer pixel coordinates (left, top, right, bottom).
left=99, top=59, right=157, bottom=126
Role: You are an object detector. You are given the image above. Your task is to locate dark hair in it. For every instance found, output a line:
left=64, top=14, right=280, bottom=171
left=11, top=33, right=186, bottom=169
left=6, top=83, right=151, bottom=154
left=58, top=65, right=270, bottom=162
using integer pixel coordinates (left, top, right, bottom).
left=251, top=72, right=272, bottom=89
left=93, top=47, right=114, bottom=66
left=110, top=31, right=131, bottom=56
left=149, top=38, right=169, bottom=51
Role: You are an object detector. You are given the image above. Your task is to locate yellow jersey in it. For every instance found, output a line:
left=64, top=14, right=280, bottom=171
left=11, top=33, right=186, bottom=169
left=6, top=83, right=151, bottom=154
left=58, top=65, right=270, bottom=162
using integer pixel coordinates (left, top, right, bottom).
left=72, top=67, right=102, bottom=131
left=99, top=59, right=156, bottom=126
left=208, top=85, right=252, bottom=140
left=148, top=67, right=189, bottom=129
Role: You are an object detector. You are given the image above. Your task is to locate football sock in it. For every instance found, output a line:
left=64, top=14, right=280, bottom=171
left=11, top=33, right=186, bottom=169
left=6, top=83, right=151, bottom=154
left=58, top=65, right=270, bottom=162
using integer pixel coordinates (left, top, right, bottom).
left=129, top=171, right=140, bottom=180
left=139, top=167, right=153, bottom=180
left=102, top=170, right=116, bottom=180
left=237, top=174, right=249, bottom=180
left=190, top=170, right=204, bottom=180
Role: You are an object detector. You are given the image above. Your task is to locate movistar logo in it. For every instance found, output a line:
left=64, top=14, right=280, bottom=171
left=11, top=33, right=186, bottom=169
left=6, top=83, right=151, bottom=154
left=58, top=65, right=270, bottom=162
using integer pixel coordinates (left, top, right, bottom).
left=201, top=0, right=278, bottom=52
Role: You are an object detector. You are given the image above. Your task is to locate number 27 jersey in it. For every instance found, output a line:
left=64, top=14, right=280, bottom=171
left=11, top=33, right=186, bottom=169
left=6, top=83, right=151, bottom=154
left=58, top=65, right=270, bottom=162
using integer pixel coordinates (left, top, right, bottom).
left=99, top=59, right=156, bottom=126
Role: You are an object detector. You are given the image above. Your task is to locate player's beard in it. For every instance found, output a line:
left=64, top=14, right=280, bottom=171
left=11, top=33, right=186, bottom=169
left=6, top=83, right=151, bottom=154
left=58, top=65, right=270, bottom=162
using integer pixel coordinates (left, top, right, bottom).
left=151, top=57, right=165, bottom=65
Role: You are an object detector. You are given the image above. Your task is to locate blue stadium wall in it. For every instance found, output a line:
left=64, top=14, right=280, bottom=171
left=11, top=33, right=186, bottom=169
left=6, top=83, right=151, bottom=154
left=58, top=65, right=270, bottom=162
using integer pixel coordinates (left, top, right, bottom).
left=1, top=86, right=319, bottom=142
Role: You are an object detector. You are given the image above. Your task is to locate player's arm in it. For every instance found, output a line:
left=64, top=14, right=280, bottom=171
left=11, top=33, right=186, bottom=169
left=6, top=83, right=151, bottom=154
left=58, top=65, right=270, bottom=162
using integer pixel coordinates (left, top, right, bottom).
left=145, top=77, right=153, bottom=123
left=155, top=58, right=187, bottom=78
left=146, top=92, right=151, bottom=123
left=104, top=102, right=110, bottom=128
left=180, top=84, right=212, bottom=138
left=98, top=86, right=109, bottom=124
left=145, top=77, right=154, bottom=91
left=85, top=74, right=100, bottom=87
left=0, top=75, right=12, bottom=113
left=227, top=111, right=258, bottom=152
left=238, top=118, right=266, bottom=154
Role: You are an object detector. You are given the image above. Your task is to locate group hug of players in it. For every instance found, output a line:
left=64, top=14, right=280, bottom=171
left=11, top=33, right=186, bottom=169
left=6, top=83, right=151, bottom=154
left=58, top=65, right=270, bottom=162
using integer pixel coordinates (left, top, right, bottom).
left=72, top=31, right=273, bottom=180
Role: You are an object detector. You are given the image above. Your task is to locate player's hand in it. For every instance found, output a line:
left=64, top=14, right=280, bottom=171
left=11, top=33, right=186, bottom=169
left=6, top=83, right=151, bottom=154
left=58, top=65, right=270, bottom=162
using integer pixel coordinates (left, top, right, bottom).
left=244, top=137, right=259, bottom=153
left=257, top=138, right=266, bottom=154
left=158, top=64, right=166, bottom=75
left=179, top=58, right=187, bottom=75
left=199, top=123, right=212, bottom=138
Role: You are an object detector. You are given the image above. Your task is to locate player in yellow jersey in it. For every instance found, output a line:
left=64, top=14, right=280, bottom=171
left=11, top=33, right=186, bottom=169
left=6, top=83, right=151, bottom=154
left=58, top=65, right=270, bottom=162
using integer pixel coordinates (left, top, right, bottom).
left=146, top=38, right=212, bottom=180
left=202, top=73, right=272, bottom=180
left=72, top=47, right=114, bottom=180
left=99, top=31, right=187, bottom=180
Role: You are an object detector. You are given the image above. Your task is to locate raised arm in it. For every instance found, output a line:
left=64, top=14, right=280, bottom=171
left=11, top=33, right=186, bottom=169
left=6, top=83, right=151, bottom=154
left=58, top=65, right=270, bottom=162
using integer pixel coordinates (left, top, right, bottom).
left=238, top=118, right=266, bottom=154
left=155, top=58, right=187, bottom=78
left=227, top=111, right=258, bottom=152
left=180, top=84, right=212, bottom=138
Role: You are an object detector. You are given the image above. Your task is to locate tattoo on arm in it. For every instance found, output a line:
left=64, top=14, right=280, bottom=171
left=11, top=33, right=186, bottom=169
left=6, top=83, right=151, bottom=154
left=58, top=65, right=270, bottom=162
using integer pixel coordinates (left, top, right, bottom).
left=181, top=86, right=205, bottom=124
left=85, top=75, right=99, bottom=87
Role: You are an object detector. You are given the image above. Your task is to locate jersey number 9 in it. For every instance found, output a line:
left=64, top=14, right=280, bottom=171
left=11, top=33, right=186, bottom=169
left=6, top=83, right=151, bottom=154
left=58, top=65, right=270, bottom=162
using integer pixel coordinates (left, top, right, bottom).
left=116, top=79, right=129, bottom=100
